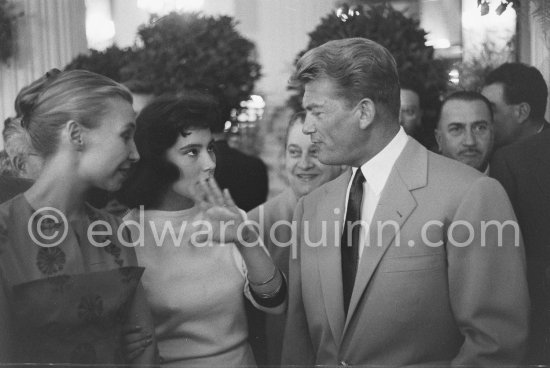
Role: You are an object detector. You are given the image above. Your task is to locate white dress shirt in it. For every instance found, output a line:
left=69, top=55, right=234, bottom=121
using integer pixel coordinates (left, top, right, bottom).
left=344, top=127, right=409, bottom=259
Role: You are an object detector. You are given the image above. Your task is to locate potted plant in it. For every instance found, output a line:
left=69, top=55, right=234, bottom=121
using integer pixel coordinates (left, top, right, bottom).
left=288, top=3, right=449, bottom=137
left=123, top=12, right=261, bottom=122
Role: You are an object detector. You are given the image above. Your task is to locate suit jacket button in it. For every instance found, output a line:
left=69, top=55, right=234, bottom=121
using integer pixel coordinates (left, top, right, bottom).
left=340, top=361, right=349, bottom=367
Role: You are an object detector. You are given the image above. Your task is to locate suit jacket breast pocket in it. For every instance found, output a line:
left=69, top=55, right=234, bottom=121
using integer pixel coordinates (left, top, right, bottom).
left=378, top=253, right=445, bottom=273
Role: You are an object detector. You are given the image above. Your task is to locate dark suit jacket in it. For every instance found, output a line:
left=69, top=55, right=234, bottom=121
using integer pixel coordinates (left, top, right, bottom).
left=282, top=138, right=529, bottom=366
left=490, top=129, right=550, bottom=364
left=0, top=176, right=32, bottom=204
left=213, top=140, right=268, bottom=212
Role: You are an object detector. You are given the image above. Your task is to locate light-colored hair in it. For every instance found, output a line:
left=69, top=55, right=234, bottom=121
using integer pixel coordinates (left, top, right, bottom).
left=15, top=69, right=133, bottom=157
left=292, top=38, right=400, bottom=119
left=2, top=117, right=33, bottom=162
left=0, top=150, right=16, bottom=176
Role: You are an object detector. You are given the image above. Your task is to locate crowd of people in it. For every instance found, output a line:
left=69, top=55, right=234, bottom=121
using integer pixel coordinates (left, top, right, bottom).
left=0, top=36, right=548, bottom=367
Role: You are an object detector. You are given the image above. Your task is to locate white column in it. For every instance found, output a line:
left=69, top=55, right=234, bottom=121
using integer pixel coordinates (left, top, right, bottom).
left=0, top=0, right=87, bottom=149
left=234, top=0, right=337, bottom=107
left=528, top=0, right=550, bottom=119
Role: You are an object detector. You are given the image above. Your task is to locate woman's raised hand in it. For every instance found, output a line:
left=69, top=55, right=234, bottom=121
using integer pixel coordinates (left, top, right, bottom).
left=192, top=178, right=249, bottom=245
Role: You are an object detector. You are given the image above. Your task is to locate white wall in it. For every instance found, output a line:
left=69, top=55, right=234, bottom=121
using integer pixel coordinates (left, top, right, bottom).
left=233, top=0, right=336, bottom=107
left=111, top=0, right=148, bottom=47
left=0, top=0, right=87, bottom=150
left=527, top=1, right=550, bottom=119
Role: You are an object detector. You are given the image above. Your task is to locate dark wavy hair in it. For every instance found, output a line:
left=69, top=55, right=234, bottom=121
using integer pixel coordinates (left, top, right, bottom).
left=117, top=93, right=219, bottom=209
left=485, top=62, right=548, bottom=120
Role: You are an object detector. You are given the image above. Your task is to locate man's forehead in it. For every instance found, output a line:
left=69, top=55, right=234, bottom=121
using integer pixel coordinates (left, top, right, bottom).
left=400, top=89, right=420, bottom=104
left=303, top=87, right=327, bottom=109
left=481, top=83, right=505, bottom=100
left=441, top=100, right=492, bottom=124
left=302, top=77, right=342, bottom=109
left=302, top=95, right=325, bottom=109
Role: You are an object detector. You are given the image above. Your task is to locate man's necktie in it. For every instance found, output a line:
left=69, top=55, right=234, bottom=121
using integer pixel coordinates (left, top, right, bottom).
left=341, top=169, right=365, bottom=315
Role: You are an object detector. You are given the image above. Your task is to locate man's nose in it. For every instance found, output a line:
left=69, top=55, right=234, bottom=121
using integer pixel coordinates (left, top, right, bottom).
left=463, top=129, right=476, bottom=146
left=302, top=114, right=315, bottom=135
left=129, top=140, right=140, bottom=162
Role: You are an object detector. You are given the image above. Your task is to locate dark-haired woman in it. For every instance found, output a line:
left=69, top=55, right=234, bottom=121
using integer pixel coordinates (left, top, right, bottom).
left=0, top=70, right=156, bottom=365
left=118, top=94, right=286, bottom=367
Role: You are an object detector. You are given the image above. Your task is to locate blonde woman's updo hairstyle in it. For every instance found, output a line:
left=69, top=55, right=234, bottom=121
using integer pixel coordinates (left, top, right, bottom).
left=14, top=69, right=133, bottom=158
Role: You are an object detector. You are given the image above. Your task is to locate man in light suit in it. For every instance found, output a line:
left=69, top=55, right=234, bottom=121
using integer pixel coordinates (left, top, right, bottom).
left=281, top=38, right=529, bottom=366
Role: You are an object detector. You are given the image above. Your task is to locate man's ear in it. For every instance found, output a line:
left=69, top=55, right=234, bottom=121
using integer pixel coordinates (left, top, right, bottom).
left=357, top=98, right=376, bottom=129
left=12, top=155, right=25, bottom=173
left=515, top=102, right=531, bottom=124
left=66, top=120, right=84, bottom=150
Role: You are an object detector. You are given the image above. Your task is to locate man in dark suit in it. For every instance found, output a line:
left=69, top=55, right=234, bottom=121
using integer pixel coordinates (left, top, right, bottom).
left=491, top=129, right=550, bottom=364
left=481, top=62, right=549, bottom=148
left=282, top=37, right=529, bottom=366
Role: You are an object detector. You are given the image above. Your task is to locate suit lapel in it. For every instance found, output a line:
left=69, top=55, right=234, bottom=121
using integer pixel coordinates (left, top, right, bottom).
left=343, top=139, right=427, bottom=333
left=316, top=170, right=351, bottom=345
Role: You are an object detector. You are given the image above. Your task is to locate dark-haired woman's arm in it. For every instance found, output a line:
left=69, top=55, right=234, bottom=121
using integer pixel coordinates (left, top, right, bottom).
left=194, top=179, right=287, bottom=313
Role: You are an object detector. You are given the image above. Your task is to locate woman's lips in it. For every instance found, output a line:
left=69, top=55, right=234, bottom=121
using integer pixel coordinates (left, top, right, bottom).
left=296, top=173, right=319, bottom=181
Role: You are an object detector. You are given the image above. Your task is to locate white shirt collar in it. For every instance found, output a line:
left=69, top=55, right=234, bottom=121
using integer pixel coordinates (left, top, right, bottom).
left=353, top=127, right=409, bottom=196
left=483, top=164, right=490, bottom=176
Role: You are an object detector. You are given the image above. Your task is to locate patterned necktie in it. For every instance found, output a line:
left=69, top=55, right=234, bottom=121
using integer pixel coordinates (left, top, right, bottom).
left=341, top=169, right=365, bottom=315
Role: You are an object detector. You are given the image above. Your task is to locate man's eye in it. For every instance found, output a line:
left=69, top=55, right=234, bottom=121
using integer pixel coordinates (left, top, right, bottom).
left=121, top=132, right=133, bottom=142
left=473, top=124, right=488, bottom=133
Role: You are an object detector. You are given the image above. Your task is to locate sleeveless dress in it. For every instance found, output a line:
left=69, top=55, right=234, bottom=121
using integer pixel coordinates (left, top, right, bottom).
left=125, top=206, right=281, bottom=367
left=0, top=194, right=143, bottom=365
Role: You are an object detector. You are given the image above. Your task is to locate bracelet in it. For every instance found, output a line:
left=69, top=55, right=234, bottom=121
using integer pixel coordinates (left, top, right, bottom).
left=248, top=266, right=279, bottom=287
left=251, top=277, right=284, bottom=299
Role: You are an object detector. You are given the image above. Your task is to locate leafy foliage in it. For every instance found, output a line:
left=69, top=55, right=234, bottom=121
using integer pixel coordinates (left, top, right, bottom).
left=288, top=3, right=449, bottom=128
left=64, top=46, right=137, bottom=82
left=0, top=0, right=22, bottom=63
left=451, top=38, right=515, bottom=92
left=124, top=12, right=261, bottom=123
left=64, top=12, right=261, bottom=124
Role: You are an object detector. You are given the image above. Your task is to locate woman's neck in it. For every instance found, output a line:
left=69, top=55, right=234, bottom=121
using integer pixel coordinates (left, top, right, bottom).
left=156, top=189, right=195, bottom=212
left=24, top=156, right=88, bottom=218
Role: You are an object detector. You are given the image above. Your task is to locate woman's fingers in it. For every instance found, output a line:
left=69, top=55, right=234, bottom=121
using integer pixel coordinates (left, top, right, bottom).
left=126, top=346, right=145, bottom=362
left=121, top=325, right=152, bottom=362
left=222, top=189, right=237, bottom=208
left=207, top=178, right=225, bottom=206
left=121, top=325, right=148, bottom=344
left=122, top=324, right=142, bottom=335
